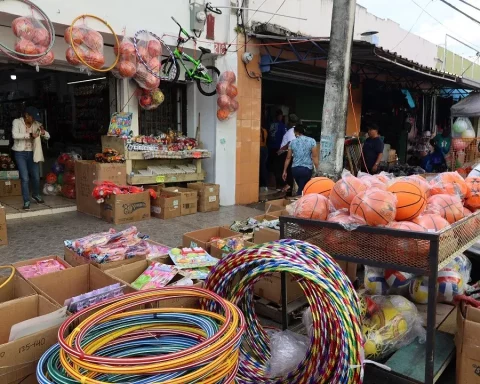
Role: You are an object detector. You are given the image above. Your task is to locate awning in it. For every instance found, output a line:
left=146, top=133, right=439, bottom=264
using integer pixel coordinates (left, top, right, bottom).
left=249, top=33, right=480, bottom=92
left=451, top=92, right=480, bottom=117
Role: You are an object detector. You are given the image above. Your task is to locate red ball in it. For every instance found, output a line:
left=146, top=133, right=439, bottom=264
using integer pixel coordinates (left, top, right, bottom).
left=45, top=172, right=57, bottom=185
left=66, top=47, right=80, bottom=65
left=118, top=61, right=136, bottom=78
left=64, top=27, right=85, bottom=45
left=85, top=51, right=105, bottom=69
left=293, top=194, right=330, bottom=220
left=227, top=84, right=238, bottom=98
left=31, top=28, right=50, bottom=47
left=15, top=39, right=37, bottom=55
left=217, top=95, right=231, bottom=109
left=63, top=172, right=76, bottom=185
left=61, top=184, right=76, bottom=199
left=220, top=71, right=236, bottom=83
left=12, top=17, right=34, bottom=39
left=148, top=57, right=160, bottom=72
left=65, top=159, right=75, bottom=172
left=216, top=82, right=229, bottom=95
left=144, top=74, right=160, bottom=90
left=83, top=30, right=103, bottom=52
left=147, top=39, right=162, bottom=57
left=229, top=99, right=239, bottom=112
left=38, top=51, right=54, bottom=66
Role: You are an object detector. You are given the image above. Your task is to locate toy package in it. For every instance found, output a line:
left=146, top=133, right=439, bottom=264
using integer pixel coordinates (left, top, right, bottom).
left=107, top=112, right=133, bottom=137
left=170, top=277, right=194, bottom=287
left=16, top=259, right=66, bottom=279
left=131, top=262, right=178, bottom=290
left=146, top=243, right=171, bottom=260
left=178, top=267, right=211, bottom=280
left=64, top=283, right=124, bottom=313
left=212, top=237, right=245, bottom=253
left=168, top=247, right=219, bottom=269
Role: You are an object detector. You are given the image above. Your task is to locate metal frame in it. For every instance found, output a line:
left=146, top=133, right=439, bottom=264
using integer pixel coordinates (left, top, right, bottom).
left=278, top=215, right=480, bottom=384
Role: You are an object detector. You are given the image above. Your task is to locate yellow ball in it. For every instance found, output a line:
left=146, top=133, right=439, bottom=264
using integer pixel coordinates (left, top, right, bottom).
left=370, top=307, right=402, bottom=328
left=378, top=314, right=408, bottom=341
left=363, top=331, right=386, bottom=359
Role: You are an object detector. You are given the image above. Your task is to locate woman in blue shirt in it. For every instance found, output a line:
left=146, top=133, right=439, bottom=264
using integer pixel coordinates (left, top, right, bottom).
left=282, top=125, right=319, bottom=195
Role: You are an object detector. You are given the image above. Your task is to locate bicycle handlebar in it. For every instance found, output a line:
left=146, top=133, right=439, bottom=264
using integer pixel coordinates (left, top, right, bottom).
left=171, top=16, right=195, bottom=43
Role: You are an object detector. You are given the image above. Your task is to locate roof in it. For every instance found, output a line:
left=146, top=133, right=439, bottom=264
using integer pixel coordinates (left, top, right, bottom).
left=249, top=33, right=480, bottom=91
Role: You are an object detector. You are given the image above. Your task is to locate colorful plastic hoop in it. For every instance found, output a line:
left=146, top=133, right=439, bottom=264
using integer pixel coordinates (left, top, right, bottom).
left=0, top=266, right=15, bottom=289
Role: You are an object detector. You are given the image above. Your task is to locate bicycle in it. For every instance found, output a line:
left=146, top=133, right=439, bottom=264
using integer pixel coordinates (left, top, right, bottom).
left=161, top=17, right=220, bottom=97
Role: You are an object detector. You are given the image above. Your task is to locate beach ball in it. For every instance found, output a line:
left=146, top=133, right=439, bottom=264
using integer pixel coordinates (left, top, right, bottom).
left=409, top=276, right=430, bottom=304
left=384, top=270, right=414, bottom=288
left=45, top=172, right=57, bottom=185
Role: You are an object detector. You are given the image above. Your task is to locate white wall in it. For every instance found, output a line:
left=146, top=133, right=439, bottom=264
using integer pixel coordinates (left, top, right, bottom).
left=248, top=0, right=439, bottom=68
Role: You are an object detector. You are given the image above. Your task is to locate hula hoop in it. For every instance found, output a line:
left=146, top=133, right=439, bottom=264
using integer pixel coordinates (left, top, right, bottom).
left=133, top=29, right=176, bottom=80
left=0, top=0, right=55, bottom=63
left=69, top=14, right=120, bottom=72
left=0, top=266, right=15, bottom=289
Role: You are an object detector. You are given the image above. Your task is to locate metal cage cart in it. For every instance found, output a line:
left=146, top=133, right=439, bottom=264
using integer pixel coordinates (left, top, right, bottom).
left=279, top=211, right=480, bottom=384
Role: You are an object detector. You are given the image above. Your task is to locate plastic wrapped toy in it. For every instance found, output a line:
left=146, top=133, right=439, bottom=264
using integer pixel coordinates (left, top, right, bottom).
left=131, top=262, right=178, bottom=290
left=16, top=258, right=66, bottom=279
left=168, top=247, right=219, bottom=269
left=64, top=283, right=124, bottom=313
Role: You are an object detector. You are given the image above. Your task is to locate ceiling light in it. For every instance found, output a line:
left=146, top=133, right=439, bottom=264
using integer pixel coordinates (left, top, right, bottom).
left=10, top=75, right=16, bottom=80
left=67, top=77, right=106, bottom=85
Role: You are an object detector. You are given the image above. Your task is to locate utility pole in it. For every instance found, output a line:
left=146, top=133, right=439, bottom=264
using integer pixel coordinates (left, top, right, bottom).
left=319, top=0, right=357, bottom=178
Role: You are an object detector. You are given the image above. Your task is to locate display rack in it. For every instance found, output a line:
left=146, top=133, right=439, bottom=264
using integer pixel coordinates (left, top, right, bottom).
left=101, top=136, right=210, bottom=185
left=279, top=211, right=480, bottom=384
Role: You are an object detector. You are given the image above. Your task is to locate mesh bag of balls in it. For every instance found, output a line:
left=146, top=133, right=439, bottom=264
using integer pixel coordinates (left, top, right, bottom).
left=112, top=36, right=137, bottom=79
left=360, top=295, right=426, bottom=360
left=137, top=88, right=165, bottom=110
left=216, top=71, right=239, bottom=121
left=133, top=33, right=162, bottom=90
left=11, top=16, right=54, bottom=66
left=65, top=24, right=105, bottom=71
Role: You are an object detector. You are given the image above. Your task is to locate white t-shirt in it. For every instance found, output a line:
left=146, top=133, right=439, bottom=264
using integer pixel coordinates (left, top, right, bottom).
left=281, top=127, right=296, bottom=149
left=468, top=163, right=480, bottom=178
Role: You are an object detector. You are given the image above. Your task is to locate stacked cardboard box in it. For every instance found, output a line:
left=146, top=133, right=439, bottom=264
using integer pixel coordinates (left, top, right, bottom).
left=0, top=180, right=21, bottom=197
left=101, top=191, right=151, bottom=224
left=162, top=187, right=198, bottom=216
left=456, top=302, right=480, bottom=383
left=187, top=183, right=220, bottom=212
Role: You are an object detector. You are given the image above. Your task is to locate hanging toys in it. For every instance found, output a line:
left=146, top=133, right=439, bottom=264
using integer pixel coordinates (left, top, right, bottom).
left=133, top=30, right=162, bottom=90
left=216, top=71, right=239, bottom=121
left=137, top=87, right=165, bottom=110
left=112, top=35, right=137, bottom=79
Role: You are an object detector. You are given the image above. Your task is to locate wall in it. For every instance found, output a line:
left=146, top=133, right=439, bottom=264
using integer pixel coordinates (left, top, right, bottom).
left=436, top=47, right=480, bottom=80
left=248, top=0, right=438, bottom=68
left=346, top=86, right=362, bottom=136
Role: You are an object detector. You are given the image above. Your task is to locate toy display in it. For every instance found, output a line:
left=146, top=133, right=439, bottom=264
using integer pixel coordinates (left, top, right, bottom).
left=94, top=148, right=125, bottom=163
left=216, top=71, right=239, bottom=121
left=178, top=267, right=211, bottom=280
left=303, top=177, right=335, bottom=196
left=16, top=258, right=66, bottom=279
left=92, top=181, right=156, bottom=203
left=131, top=262, right=178, bottom=290
left=44, top=152, right=80, bottom=198
left=0, top=154, right=16, bottom=171
left=145, top=242, right=170, bottom=260
left=168, top=247, right=218, bottom=269
left=350, top=189, right=397, bottom=226
left=65, top=24, right=105, bottom=71
left=64, top=283, right=124, bottom=313
left=387, top=179, right=427, bottom=221
left=211, top=237, right=245, bottom=253
left=124, top=132, right=198, bottom=153
left=107, top=112, right=133, bottom=137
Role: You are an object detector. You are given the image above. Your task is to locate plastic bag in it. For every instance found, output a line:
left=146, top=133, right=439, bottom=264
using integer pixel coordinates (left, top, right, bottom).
left=113, top=36, right=137, bottom=79
left=329, top=169, right=367, bottom=210
left=327, top=209, right=362, bottom=230
left=137, top=88, right=165, bottom=110
left=362, top=295, right=426, bottom=360
left=429, top=171, right=468, bottom=199
left=12, top=16, right=54, bottom=67
left=350, top=188, right=397, bottom=227
left=108, top=112, right=133, bottom=137
left=267, top=330, right=309, bottom=378
left=133, top=32, right=161, bottom=90
left=357, top=171, right=387, bottom=190
left=216, top=71, right=238, bottom=121
left=426, top=194, right=464, bottom=224
left=43, top=183, right=60, bottom=196
left=65, top=24, right=105, bottom=72
left=465, top=176, right=480, bottom=210
left=292, top=194, right=331, bottom=220
left=452, top=117, right=473, bottom=138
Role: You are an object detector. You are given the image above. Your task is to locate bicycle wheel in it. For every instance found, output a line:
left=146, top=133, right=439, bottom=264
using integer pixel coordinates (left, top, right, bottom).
left=161, top=56, right=180, bottom=83
left=196, top=65, right=220, bottom=97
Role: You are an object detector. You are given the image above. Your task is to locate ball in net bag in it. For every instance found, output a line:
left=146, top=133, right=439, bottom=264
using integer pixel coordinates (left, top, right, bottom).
left=387, top=180, right=427, bottom=221
left=303, top=177, right=335, bottom=197
left=350, top=189, right=397, bottom=226
left=429, top=172, right=468, bottom=199
left=293, top=194, right=330, bottom=220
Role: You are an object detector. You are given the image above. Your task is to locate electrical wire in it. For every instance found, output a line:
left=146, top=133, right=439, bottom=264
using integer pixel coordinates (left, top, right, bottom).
left=439, top=0, right=480, bottom=26
left=37, top=287, right=245, bottom=384
left=0, top=266, right=15, bottom=289
left=204, top=239, right=364, bottom=384
left=459, top=0, right=480, bottom=12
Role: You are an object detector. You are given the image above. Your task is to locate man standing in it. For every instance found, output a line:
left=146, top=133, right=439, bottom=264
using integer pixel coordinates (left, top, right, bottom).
left=267, top=110, right=287, bottom=190
left=277, top=114, right=299, bottom=193
left=362, top=123, right=384, bottom=174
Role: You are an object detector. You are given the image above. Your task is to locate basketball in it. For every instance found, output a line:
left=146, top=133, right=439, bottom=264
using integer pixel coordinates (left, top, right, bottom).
left=405, top=175, right=431, bottom=196
left=350, top=189, right=396, bottom=226
left=329, top=175, right=367, bottom=210
left=384, top=269, right=414, bottom=288
left=358, top=173, right=387, bottom=190
left=465, top=177, right=480, bottom=209
left=463, top=207, right=473, bottom=216
left=409, top=276, right=430, bottom=304
left=293, top=194, right=330, bottom=220
left=430, top=172, right=468, bottom=199
left=387, top=180, right=427, bottom=221
left=413, top=214, right=450, bottom=232
left=386, top=221, right=429, bottom=258
left=437, top=268, right=464, bottom=303
left=303, top=177, right=335, bottom=197
left=324, top=212, right=362, bottom=253
left=427, top=194, right=464, bottom=224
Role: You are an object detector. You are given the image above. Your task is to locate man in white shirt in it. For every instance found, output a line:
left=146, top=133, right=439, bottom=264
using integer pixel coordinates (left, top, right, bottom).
left=12, top=107, right=48, bottom=210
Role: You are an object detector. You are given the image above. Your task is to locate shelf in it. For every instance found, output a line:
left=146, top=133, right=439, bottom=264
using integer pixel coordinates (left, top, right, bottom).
left=127, top=172, right=206, bottom=185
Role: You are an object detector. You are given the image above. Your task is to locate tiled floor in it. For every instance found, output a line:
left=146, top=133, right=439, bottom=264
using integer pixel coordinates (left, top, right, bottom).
left=1, top=195, right=76, bottom=219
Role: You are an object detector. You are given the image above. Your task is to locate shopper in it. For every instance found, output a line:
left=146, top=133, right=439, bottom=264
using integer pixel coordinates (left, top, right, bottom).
left=282, top=125, right=318, bottom=195
left=362, top=123, right=384, bottom=174
left=260, top=124, right=269, bottom=192
left=267, top=110, right=287, bottom=190
left=277, top=114, right=299, bottom=194
left=12, top=106, right=49, bottom=210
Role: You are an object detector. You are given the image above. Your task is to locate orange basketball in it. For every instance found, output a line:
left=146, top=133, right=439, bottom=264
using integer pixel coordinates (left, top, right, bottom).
left=350, top=189, right=397, bottom=226
left=293, top=194, right=330, bottom=220
left=430, top=172, right=468, bottom=199
left=358, top=174, right=387, bottom=190
left=387, top=180, right=427, bottom=221
left=405, top=175, right=431, bottom=196
left=427, top=194, right=464, bottom=224
left=413, top=214, right=450, bottom=232
left=329, top=175, right=367, bottom=210
left=324, top=212, right=363, bottom=252
left=387, top=221, right=429, bottom=258
left=303, top=177, right=335, bottom=197
left=375, top=173, right=391, bottom=184
left=465, top=177, right=480, bottom=210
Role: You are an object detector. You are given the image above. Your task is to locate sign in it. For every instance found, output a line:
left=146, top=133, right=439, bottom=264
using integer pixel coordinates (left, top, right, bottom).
left=156, top=176, right=165, bottom=183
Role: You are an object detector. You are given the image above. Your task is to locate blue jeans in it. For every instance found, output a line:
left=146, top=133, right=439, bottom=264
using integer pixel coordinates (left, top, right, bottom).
left=14, top=151, right=40, bottom=203
left=292, top=166, right=312, bottom=196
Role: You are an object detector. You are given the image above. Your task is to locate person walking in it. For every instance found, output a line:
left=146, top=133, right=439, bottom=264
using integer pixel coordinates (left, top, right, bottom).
left=277, top=114, right=299, bottom=194
left=259, top=124, right=269, bottom=192
left=12, top=106, right=50, bottom=210
left=282, top=125, right=319, bottom=195
left=267, top=110, right=287, bottom=190
left=362, top=123, right=384, bottom=174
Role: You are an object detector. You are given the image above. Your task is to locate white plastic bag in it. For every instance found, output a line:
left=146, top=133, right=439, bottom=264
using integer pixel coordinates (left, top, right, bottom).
left=267, top=330, right=309, bottom=378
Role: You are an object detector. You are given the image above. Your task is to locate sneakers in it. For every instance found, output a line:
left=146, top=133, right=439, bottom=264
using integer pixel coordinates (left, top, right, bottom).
left=23, top=201, right=30, bottom=210
left=32, top=195, right=45, bottom=204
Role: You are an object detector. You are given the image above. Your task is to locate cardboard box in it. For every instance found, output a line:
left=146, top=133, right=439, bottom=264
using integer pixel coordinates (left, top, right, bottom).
left=253, top=228, right=280, bottom=244
left=183, top=227, right=240, bottom=251
left=0, top=206, right=7, bottom=246
left=187, top=183, right=220, bottom=212
left=28, top=264, right=123, bottom=308
left=101, top=191, right=151, bottom=224
left=64, top=246, right=146, bottom=271
left=456, top=302, right=480, bottom=384
left=252, top=214, right=278, bottom=222
left=162, top=187, right=198, bottom=216
left=152, top=191, right=182, bottom=219
left=0, top=275, right=36, bottom=304
left=0, top=295, right=61, bottom=383
left=0, top=180, right=21, bottom=197
left=265, top=198, right=292, bottom=212
left=267, top=210, right=289, bottom=218
left=12, top=256, right=71, bottom=278
left=75, top=161, right=127, bottom=218
left=254, top=273, right=304, bottom=304
left=106, top=260, right=203, bottom=308
left=336, top=261, right=358, bottom=284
